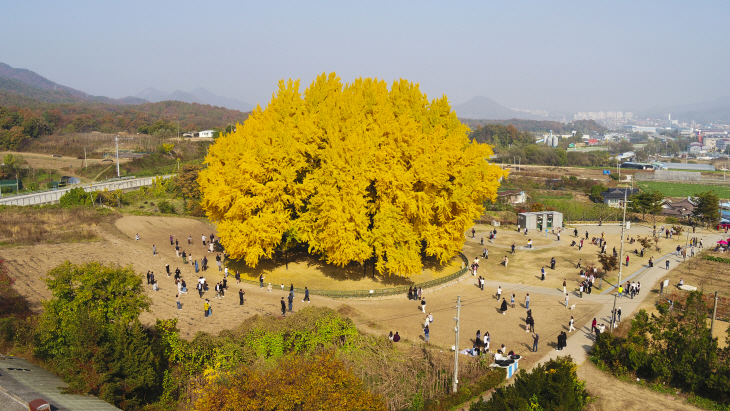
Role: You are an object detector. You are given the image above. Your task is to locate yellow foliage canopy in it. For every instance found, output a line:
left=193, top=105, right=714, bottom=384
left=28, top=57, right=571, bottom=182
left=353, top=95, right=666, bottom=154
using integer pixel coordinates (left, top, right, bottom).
left=199, top=72, right=506, bottom=275
left=193, top=352, right=385, bottom=411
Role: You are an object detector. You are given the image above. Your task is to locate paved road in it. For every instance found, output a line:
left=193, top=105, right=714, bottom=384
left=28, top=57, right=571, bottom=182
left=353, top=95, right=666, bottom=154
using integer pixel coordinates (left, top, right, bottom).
left=0, top=356, right=120, bottom=411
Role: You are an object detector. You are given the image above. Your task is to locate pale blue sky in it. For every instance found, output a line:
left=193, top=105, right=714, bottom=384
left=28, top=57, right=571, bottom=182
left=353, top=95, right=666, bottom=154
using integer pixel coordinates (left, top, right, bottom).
left=1, top=0, right=728, bottom=112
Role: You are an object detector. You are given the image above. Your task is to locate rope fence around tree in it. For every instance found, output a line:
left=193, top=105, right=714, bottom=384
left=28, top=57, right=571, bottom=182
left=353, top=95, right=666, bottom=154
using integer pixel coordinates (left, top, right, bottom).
left=234, top=253, right=470, bottom=299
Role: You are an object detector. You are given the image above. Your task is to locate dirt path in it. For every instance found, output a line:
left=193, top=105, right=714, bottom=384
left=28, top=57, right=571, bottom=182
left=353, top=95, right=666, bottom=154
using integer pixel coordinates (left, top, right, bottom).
left=579, top=361, right=702, bottom=411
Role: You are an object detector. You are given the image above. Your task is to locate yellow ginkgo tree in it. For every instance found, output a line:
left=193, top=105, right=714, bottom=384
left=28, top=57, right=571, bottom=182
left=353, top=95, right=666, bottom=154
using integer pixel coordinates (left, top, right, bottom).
left=199, top=73, right=507, bottom=276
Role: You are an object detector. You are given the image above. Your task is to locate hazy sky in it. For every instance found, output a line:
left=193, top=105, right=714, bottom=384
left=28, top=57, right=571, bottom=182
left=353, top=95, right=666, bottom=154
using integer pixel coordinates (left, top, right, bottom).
left=2, top=1, right=728, bottom=112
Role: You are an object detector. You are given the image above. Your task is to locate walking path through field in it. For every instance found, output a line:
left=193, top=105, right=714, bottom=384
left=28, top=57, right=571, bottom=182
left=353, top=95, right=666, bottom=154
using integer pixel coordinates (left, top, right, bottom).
left=530, top=230, right=723, bottom=369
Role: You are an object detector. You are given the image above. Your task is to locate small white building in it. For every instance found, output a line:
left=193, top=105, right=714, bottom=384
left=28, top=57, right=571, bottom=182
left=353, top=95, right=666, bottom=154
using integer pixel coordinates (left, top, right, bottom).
left=197, top=130, right=215, bottom=138
left=518, top=211, right=563, bottom=231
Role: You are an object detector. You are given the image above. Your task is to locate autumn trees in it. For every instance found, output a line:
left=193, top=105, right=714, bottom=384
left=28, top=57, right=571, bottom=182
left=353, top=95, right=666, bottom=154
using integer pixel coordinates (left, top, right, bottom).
left=199, top=73, right=506, bottom=275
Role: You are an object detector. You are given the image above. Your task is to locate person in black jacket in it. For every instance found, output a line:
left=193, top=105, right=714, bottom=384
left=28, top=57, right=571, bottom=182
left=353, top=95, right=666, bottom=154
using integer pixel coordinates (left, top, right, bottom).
left=500, top=298, right=508, bottom=315
left=280, top=297, right=286, bottom=316
left=239, top=289, right=244, bottom=306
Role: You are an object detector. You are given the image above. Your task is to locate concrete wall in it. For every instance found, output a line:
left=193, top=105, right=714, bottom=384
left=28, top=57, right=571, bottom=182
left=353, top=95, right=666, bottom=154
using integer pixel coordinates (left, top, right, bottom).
left=635, top=170, right=701, bottom=182
left=0, top=175, right=173, bottom=206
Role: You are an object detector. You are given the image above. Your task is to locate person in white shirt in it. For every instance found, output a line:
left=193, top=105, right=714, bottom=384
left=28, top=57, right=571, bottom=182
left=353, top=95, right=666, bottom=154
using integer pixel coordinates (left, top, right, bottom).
left=428, top=313, right=434, bottom=323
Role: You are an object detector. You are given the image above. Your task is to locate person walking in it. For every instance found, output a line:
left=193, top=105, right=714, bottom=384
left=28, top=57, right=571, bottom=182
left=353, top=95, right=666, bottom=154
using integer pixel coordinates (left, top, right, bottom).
left=551, top=257, right=556, bottom=270
left=146, top=271, right=151, bottom=285
left=170, top=234, right=174, bottom=246
left=424, top=325, right=430, bottom=344
left=484, top=248, right=489, bottom=259
left=591, top=318, right=597, bottom=333
left=204, top=300, right=210, bottom=317
left=281, top=297, right=286, bottom=316
left=511, top=243, right=516, bottom=254
left=524, top=293, right=530, bottom=310
left=303, top=287, right=310, bottom=303
left=176, top=294, right=181, bottom=310
left=288, top=292, right=294, bottom=312
left=569, top=316, right=576, bottom=332
left=152, top=244, right=156, bottom=256
left=500, top=298, right=508, bottom=315
left=666, top=259, right=670, bottom=270
left=202, top=234, right=206, bottom=246
left=617, top=307, right=622, bottom=322
left=421, top=298, right=426, bottom=313
left=565, top=293, right=570, bottom=308
left=541, top=266, right=546, bottom=281
left=510, top=293, right=515, bottom=308
left=563, top=279, right=566, bottom=294
left=259, top=274, right=265, bottom=288
left=496, top=286, right=502, bottom=300
left=626, top=255, right=630, bottom=266
left=532, top=333, right=539, bottom=352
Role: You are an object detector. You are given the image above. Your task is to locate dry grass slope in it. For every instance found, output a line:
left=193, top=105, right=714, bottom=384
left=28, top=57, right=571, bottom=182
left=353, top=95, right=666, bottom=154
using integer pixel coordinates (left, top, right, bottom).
left=0, top=206, right=119, bottom=246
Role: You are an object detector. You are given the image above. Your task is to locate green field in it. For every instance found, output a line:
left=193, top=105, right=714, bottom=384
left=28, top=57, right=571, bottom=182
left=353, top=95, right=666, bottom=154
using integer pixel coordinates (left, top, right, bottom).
left=637, top=181, right=730, bottom=199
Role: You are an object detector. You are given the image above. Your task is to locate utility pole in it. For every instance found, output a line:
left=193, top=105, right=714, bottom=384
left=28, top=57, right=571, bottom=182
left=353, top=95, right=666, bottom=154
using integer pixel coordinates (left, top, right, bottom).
left=115, top=135, right=133, bottom=178
left=611, top=190, right=630, bottom=332
left=115, top=135, right=121, bottom=178
left=452, top=296, right=461, bottom=393
left=710, top=291, right=719, bottom=337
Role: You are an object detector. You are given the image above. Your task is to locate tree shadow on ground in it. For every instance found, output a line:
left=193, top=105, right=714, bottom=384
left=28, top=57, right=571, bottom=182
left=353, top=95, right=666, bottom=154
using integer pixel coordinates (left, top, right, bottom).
left=225, top=244, right=459, bottom=287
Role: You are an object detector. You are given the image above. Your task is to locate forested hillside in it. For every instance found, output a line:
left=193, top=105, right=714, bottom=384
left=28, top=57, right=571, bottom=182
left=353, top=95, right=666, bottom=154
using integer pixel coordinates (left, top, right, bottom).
left=0, top=98, right=249, bottom=150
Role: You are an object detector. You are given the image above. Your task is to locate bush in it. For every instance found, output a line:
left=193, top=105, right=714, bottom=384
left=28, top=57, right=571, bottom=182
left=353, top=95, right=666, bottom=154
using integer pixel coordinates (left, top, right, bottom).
left=665, top=217, right=679, bottom=224
left=590, top=293, right=730, bottom=405
left=59, top=187, right=95, bottom=207
left=470, top=357, right=588, bottom=411
left=157, top=200, right=176, bottom=214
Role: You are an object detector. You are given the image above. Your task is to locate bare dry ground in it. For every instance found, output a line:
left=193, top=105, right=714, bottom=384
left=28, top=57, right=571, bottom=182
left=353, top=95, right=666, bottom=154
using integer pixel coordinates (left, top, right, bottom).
left=579, top=360, right=704, bottom=411
left=1, top=150, right=132, bottom=183
left=1, top=214, right=601, bottom=364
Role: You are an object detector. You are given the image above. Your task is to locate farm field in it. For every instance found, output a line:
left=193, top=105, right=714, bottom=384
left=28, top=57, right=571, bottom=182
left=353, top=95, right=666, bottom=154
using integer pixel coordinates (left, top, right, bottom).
left=637, top=181, right=730, bottom=199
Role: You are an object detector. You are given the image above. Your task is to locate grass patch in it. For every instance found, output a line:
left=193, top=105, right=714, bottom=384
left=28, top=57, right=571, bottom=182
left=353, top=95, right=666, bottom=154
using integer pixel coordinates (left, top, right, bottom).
left=0, top=205, right=120, bottom=246
left=637, top=181, right=730, bottom=199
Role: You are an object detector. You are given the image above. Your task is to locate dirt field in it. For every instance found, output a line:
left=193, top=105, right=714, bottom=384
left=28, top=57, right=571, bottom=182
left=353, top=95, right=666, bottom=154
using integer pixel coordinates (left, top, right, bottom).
left=510, top=165, right=613, bottom=182
left=579, top=360, right=703, bottom=411
left=1, top=150, right=131, bottom=183
left=465, top=223, right=699, bottom=295
left=1, top=214, right=603, bottom=364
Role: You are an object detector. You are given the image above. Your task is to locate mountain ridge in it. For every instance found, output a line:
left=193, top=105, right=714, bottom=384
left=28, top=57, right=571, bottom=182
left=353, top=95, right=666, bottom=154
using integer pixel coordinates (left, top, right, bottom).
left=0, top=62, right=144, bottom=105
left=134, top=87, right=254, bottom=112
